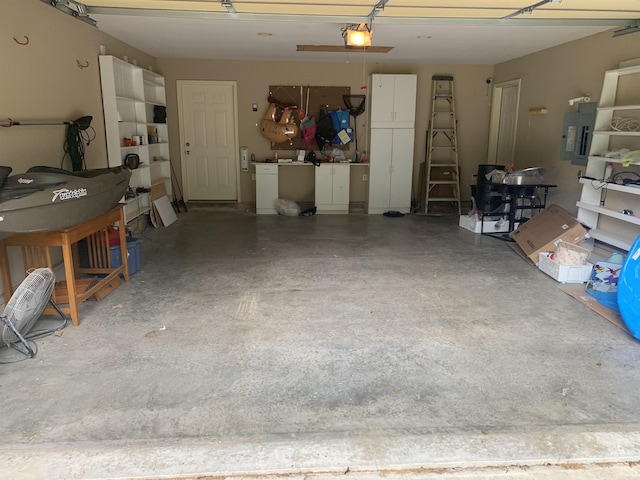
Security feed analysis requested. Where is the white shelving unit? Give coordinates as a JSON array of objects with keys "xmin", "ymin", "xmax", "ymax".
[
  {"xmin": 99, "ymin": 55, "xmax": 172, "ymax": 223},
  {"xmin": 577, "ymin": 64, "xmax": 640, "ymax": 251}
]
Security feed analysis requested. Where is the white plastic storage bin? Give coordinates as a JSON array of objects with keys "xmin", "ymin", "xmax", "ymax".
[
  {"xmin": 458, "ymin": 215, "xmax": 510, "ymax": 234},
  {"xmin": 538, "ymin": 252, "xmax": 593, "ymax": 283}
]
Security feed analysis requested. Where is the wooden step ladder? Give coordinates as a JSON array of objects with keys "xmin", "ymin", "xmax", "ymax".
[{"xmin": 425, "ymin": 75, "xmax": 461, "ymax": 215}]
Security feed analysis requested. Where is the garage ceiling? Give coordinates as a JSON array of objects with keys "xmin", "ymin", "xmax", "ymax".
[{"xmin": 77, "ymin": 0, "xmax": 640, "ymax": 63}]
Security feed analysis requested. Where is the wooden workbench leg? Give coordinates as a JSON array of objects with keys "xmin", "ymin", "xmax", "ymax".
[
  {"xmin": 0, "ymin": 239, "xmax": 13, "ymax": 302},
  {"xmin": 61, "ymin": 237, "xmax": 80, "ymax": 327},
  {"xmin": 118, "ymin": 207, "xmax": 129, "ymax": 282}
]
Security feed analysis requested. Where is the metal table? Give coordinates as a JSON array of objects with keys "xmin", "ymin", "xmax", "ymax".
[{"xmin": 482, "ymin": 183, "xmax": 557, "ymax": 236}]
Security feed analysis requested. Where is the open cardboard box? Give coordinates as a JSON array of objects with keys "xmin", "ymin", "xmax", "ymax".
[{"xmin": 508, "ymin": 204, "xmax": 588, "ymax": 265}]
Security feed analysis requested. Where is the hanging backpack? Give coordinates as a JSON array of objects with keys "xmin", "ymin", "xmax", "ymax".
[
  {"xmin": 330, "ymin": 109, "xmax": 353, "ymax": 144},
  {"xmin": 302, "ymin": 117, "xmax": 316, "ymax": 148},
  {"xmin": 315, "ymin": 107, "xmax": 336, "ymax": 150}
]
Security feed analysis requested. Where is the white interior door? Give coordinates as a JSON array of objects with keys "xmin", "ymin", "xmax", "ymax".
[
  {"xmin": 487, "ymin": 79, "xmax": 521, "ymax": 168},
  {"xmin": 178, "ymin": 81, "xmax": 239, "ymax": 201}
]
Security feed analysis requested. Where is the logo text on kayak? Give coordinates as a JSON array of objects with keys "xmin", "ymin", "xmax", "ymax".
[{"xmin": 52, "ymin": 188, "xmax": 88, "ymax": 202}]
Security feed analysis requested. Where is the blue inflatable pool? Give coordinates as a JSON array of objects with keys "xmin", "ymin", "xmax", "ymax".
[{"xmin": 618, "ymin": 235, "xmax": 640, "ymax": 340}]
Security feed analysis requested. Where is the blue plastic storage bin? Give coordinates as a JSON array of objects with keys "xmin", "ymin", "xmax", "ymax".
[
  {"xmin": 112, "ymin": 237, "xmax": 142, "ymax": 275},
  {"xmin": 79, "ymin": 237, "xmax": 142, "ymax": 275}
]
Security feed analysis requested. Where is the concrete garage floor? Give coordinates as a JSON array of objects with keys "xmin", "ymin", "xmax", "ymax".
[{"xmin": 2, "ymin": 210, "xmax": 640, "ymax": 479}]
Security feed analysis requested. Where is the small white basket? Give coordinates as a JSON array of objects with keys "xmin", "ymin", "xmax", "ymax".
[{"xmin": 538, "ymin": 253, "xmax": 593, "ymax": 283}]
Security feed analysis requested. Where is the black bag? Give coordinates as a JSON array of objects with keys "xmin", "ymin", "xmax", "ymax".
[
  {"xmin": 305, "ymin": 150, "xmax": 321, "ymax": 166},
  {"xmin": 315, "ymin": 107, "xmax": 336, "ymax": 150}
]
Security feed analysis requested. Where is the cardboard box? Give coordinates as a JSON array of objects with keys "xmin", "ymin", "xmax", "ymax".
[
  {"xmin": 538, "ymin": 253, "xmax": 593, "ymax": 283},
  {"xmin": 560, "ymin": 285, "xmax": 631, "ymax": 337},
  {"xmin": 430, "ymin": 165, "xmax": 457, "ymax": 181},
  {"xmin": 509, "ymin": 204, "xmax": 588, "ymax": 264}
]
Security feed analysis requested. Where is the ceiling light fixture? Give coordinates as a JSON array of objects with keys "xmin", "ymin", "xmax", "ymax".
[
  {"xmin": 343, "ymin": 23, "xmax": 372, "ymax": 47},
  {"xmin": 503, "ymin": 0, "xmax": 562, "ymax": 20},
  {"xmin": 340, "ymin": 0, "xmax": 388, "ymax": 49}
]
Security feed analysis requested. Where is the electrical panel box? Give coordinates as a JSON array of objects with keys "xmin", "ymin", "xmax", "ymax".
[{"xmin": 560, "ymin": 102, "xmax": 597, "ymax": 166}]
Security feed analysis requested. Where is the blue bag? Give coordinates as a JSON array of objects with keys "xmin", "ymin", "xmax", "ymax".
[{"xmin": 329, "ymin": 109, "xmax": 353, "ymax": 144}]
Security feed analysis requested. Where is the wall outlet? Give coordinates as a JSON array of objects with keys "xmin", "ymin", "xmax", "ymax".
[
  {"xmin": 362, "ymin": 174, "xmax": 368, "ymax": 181},
  {"xmin": 251, "ymin": 173, "xmax": 256, "ymax": 181}
]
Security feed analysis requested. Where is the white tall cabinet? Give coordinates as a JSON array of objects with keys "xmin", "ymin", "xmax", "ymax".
[
  {"xmin": 99, "ymin": 55, "xmax": 172, "ymax": 223},
  {"xmin": 367, "ymin": 74, "xmax": 417, "ymax": 214},
  {"xmin": 576, "ymin": 64, "xmax": 640, "ymax": 251},
  {"xmin": 315, "ymin": 164, "xmax": 350, "ymax": 213}
]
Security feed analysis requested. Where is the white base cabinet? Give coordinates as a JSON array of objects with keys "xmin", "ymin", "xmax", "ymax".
[
  {"xmin": 368, "ymin": 128, "xmax": 415, "ymax": 214},
  {"xmin": 315, "ymin": 164, "xmax": 350, "ymax": 213},
  {"xmin": 255, "ymin": 163, "xmax": 279, "ymax": 214}
]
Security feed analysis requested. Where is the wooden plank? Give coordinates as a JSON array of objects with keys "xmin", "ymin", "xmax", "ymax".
[
  {"xmin": 93, "ymin": 275, "xmax": 121, "ymax": 301},
  {"xmin": 53, "ymin": 278, "xmax": 98, "ymax": 304},
  {"xmin": 150, "ymin": 183, "xmax": 168, "ymax": 226},
  {"xmin": 150, "ymin": 182, "xmax": 167, "ymax": 202}
]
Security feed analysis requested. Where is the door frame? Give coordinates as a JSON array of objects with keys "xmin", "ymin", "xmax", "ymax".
[
  {"xmin": 487, "ymin": 78, "xmax": 521, "ymax": 166},
  {"xmin": 176, "ymin": 80, "xmax": 241, "ymax": 202}
]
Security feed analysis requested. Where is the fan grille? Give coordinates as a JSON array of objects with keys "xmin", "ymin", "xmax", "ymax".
[{"xmin": 1, "ymin": 268, "xmax": 55, "ymax": 346}]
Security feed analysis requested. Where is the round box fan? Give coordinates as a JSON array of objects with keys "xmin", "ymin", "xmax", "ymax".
[{"xmin": 1, "ymin": 268, "xmax": 67, "ymax": 358}]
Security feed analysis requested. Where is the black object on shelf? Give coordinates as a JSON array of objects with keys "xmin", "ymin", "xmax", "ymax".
[{"xmin": 153, "ymin": 105, "xmax": 167, "ymax": 124}]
